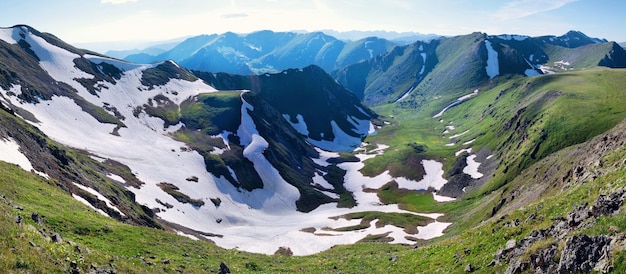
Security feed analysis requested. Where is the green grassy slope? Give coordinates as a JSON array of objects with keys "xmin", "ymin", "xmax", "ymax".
[{"xmin": 362, "ymin": 68, "xmax": 626, "ymax": 227}]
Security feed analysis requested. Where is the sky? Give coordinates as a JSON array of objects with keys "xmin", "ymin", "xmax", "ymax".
[{"xmin": 0, "ymin": 0, "xmax": 624, "ymax": 52}]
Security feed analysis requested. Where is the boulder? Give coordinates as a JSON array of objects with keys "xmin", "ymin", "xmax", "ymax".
[
  {"xmin": 557, "ymin": 234, "xmax": 612, "ymax": 273},
  {"xmin": 219, "ymin": 262, "xmax": 231, "ymax": 274}
]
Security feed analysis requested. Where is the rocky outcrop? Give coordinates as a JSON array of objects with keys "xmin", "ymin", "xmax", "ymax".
[{"xmin": 491, "ymin": 188, "xmax": 626, "ymax": 273}]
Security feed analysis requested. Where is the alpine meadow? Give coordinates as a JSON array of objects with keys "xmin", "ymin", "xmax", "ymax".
[{"xmin": 2, "ymin": 2, "xmax": 626, "ymax": 272}]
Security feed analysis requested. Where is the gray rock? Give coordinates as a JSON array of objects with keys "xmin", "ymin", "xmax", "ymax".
[
  {"xmin": 591, "ymin": 189, "xmax": 625, "ymax": 217},
  {"xmin": 557, "ymin": 234, "xmax": 611, "ymax": 273},
  {"xmin": 31, "ymin": 212, "xmax": 40, "ymax": 223},
  {"xmin": 504, "ymin": 239, "xmax": 516, "ymax": 251},
  {"xmin": 51, "ymin": 233, "xmax": 63, "ymax": 244},
  {"xmin": 567, "ymin": 202, "xmax": 590, "ymax": 227},
  {"xmin": 219, "ymin": 262, "xmax": 231, "ymax": 274}
]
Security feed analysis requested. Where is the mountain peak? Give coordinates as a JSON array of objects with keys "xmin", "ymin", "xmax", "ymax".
[{"xmin": 559, "ymin": 30, "xmax": 607, "ymax": 46}]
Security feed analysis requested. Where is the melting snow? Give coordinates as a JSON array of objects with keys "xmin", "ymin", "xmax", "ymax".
[
  {"xmin": 307, "ymin": 120, "xmax": 364, "ymax": 152},
  {"xmin": 282, "ymin": 113, "xmax": 310, "ymax": 135},
  {"xmin": 0, "ymin": 27, "xmax": 20, "ymax": 44},
  {"xmin": 0, "ymin": 137, "xmax": 35, "ymax": 172},
  {"xmin": 394, "ymin": 160, "xmax": 447, "ymax": 191},
  {"xmin": 433, "ymin": 90, "xmax": 479, "ymax": 118},
  {"xmin": 449, "ymin": 130, "xmax": 469, "ymax": 139},
  {"xmin": 484, "ymin": 40, "xmax": 499, "ymax": 79},
  {"xmin": 420, "ymin": 53, "xmax": 427, "ymax": 74},
  {"xmin": 433, "ymin": 192, "xmax": 456, "ymax": 202},
  {"xmin": 72, "ymin": 194, "xmax": 110, "ymax": 217},
  {"xmin": 463, "ymin": 154, "xmax": 483, "ymax": 179},
  {"xmin": 455, "ymin": 148, "xmax": 473, "ymax": 157},
  {"xmin": 463, "ymin": 139, "xmax": 476, "ymax": 145},
  {"xmin": 73, "ymin": 182, "xmax": 125, "ymax": 216},
  {"xmin": 495, "ymin": 34, "xmax": 529, "ymax": 41},
  {"xmin": 106, "ymin": 173, "xmax": 126, "ymax": 183}
]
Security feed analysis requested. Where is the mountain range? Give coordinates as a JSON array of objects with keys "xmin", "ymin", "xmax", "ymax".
[
  {"xmin": 2, "ymin": 24, "xmax": 626, "ymax": 273},
  {"xmin": 118, "ymin": 30, "xmax": 400, "ymax": 74}
]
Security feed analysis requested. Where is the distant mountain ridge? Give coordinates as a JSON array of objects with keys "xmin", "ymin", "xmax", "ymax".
[
  {"xmin": 122, "ymin": 30, "xmax": 398, "ymax": 74},
  {"xmin": 333, "ymin": 30, "xmax": 626, "ymax": 107}
]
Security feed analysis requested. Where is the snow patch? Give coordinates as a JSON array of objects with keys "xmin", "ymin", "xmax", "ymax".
[
  {"xmin": 484, "ymin": 40, "xmax": 499, "ymax": 79},
  {"xmin": 433, "ymin": 90, "xmax": 479, "ymax": 118},
  {"xmin": 455, "ymin": 147, "xmax": 473, "ymax": 157},
  {"xmin": 495, "ymin": 34, "xmax": 529, "ymax": 41},
  {"xmin": 73, "ymin": 182, "xmax": 125, "ymax": 216},
  {"xmin": 72, "ymin": 194, "xmax": 110, "ymax": 217},
  {"xmin": 398, "ymin": 160, "xmax": 447, "ymax": 190},
  {"xmin": 106, "ymin": 173, "xmax": 126, "ymax": 183},
  {"xmin": 463, "ymin": 154, "xmax": 483, "ymax": 179},
  {"xmin": 433, "ymin": 192, "xmax": 456, "ymax": 202},
  {"xmin": 449, "ymin": 130, "xmax": 469, "ymax": 139},
  {"xmin": 0, "ymin": 27, "xmax": 20, "ymax": 44},
  {"xmin": 307, "ymin": 120, "xmax": 364, "ymax": 152},
  {"xmin": 0, "ymin": 137, "xmax": 35, "ymax": 172},
  {"xmin": 282, "ymin": 113, "xmax": 310, "ymax": 135}
]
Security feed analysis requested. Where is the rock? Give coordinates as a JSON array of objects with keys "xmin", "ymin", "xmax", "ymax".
[
  {"xmin": 75, "ymin": 245, "xmax": 90, "ymax": 254},
  {"xmin": 524, "ymin": 213, "xmax": 535, "ymax": 223},
  {"xmin": 160, "ymin": 259, "xmax": 170, "ymax": 264},
  {"xmin": 464, "ymin": 264, "xmax": 474, "ymax": 272},
  {"xmin": 389, "ymin": 254, "xmax": 399, "ymax": 262},
  {"xmin": 504, "ymin": 239, "xmax": 516, "ymax": 251},
  {"xmin": 51, "ymin": 233, "xmax": 63, "ymax": 244},
  {"xmin": 504, "ymin": 259, "xmax": 529, "ymax": 274},
  {"xmin": 14, "ymin": 205, "xmax": 24, "ymax": 210},
  {"xmin": 274, "ymin": 246, "xmax": 293, "ymax": 256},
  {"xmin": 219, "ymin": 262, "xmax": 231, "ymax": 274},
  {"xmin": 29, "ymin": 241, "xmax": 36, "ymax": 247},
  {"xmin": 15, "ymin": 215, "xmax": 22, "ymax": 225},
  {"xmin": 567, "ymin": 202, "xmax": 590, "ymax": 227},
  {"xmin": 557, "ymin": 234, "xmax": 612, "ymax": 273},
  {"xmin": 87, "ymin": 266, "xmax": 117, "ymax": 274},
  {"xmin": 31, "ymin": 212, "xmax": 40, "ymax": 224},
  {"xmin": 591, "ymin": 189, "xmax": 625, "ymax": 217},
  {"xmin": 70, "ymin": 260, "xmax": 80, "ymax": 274}
]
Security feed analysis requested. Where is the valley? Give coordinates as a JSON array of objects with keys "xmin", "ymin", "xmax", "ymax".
[{"xmin": 1, "ymin": 24, "xmax": 626, "ymax": 273}]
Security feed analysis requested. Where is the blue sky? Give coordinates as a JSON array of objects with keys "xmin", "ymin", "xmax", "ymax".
[{"xmin": 0, "ymin": 0, "xmax": 624, "ymax": 50}]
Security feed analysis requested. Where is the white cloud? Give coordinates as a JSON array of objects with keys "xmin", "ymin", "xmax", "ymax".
[
  {"xmin": 101, "ymin": 0, "xmax": 138, "ymax": 4},
  {"xmin": 494, "ymin": 0, "xmax": 578, "ymax": 20}
]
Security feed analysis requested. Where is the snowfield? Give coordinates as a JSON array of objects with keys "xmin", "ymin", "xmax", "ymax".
[{"xmin": 0, "ymin": 27, "xmax": 454, "ymax": 256}]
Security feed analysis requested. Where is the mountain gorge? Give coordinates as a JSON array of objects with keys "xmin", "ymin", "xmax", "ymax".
[{"xmin": 3, "ymin": 24, "xmax": 626, "ymax": 273}]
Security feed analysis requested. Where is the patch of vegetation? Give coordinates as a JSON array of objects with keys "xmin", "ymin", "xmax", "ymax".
[
  {"xmin": 331, "ymin": 211, "xmax": 433, "ymax": 234},
  {"xmin": 157, "ymin": 182, "xmax": 205, "ymax": 208},
  {"xmin": 179, "ymin": 91, "xmax": 242, "ymax": 135},
  {"xmin": 141, "ymin": 61, "xmax": 197, "ymax": 89},
  {"xmin": 142, "ymin": 94, "xmax": 180, "ymax": 127}
]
